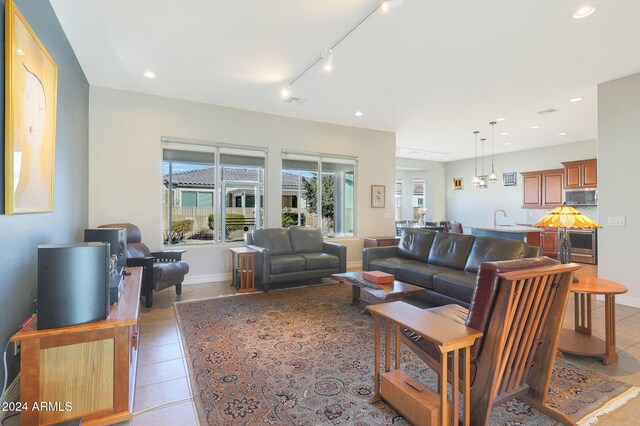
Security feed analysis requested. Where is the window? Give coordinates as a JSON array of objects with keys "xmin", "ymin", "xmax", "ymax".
[
  {"xmin": 163, "ymin": 141, "xmax": 266, "ymax": 244},
  {"xmin": 412, "ymin": 179, "xmax": 425, "ymax": 220},
  {"xmin": 395, "ymin": 179, "xmax": 403, "ymax": 220},
  {"xmin": 281, "ymin": 152, "xmax": 357, "ymax": 236}
]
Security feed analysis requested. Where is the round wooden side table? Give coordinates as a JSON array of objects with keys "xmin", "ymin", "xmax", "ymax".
[{"xmin": 558, "ymin": 275, "xmax": 628, "ymax": 365}]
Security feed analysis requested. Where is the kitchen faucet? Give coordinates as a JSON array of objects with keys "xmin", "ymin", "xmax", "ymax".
[{"xmin": 494, "ymin": 209, "xmax": 507, "ymax": 227}]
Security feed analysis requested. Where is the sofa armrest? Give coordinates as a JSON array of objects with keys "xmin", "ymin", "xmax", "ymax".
[
  {"xmin": 323, "ymin": 242, "xmax": 347, "ymax": 273},
  {"xmin": 362, "ymin": 246, "xmax": 399, "ymax": 271},
  {"xmin": 151, "ymin": 250, "xmax": 185, "ymax": 262},
  {"xmin": 246, "ymin": 245, "xmax": 271, "ymax": 289}
]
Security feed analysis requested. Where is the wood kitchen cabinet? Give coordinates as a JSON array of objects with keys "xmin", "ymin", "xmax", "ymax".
[
  {"xmin": 540, "ymin": 228, "xmax": 558, "ymax": 258},
  {"xmin": 521, "ymin": 169, "xmax": 564, "ymax": 209},
  {"xmin": 562, "ymin": 159, "xmax": 597, "ymax": 189}
]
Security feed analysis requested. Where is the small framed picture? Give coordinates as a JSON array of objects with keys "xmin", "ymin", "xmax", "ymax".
[
  {"xmin": 371, "ymin": 185, "xmax": 385, "ymax": 208},
  {"xmin": 453, "ymin": 177, "xmax": 464, "ymax": 190},
  {"xmin": 503, "ymin": 172, "xmax": 517, "ymax": 187}
]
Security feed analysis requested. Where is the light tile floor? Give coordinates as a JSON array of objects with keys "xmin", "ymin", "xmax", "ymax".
[{"xmin": 123, "ymin": 266, "xmax": 640, "ymax": 426}]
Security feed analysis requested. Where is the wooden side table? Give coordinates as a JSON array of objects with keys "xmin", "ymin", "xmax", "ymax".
[
  {"xmin": 367, "ymin": 301, "xmax": 482, "ymax": 426},
  {"xmin": 229, "ymin": 247, "xmax": 256, "ymax": 293},
  {"xmin": 558, "ymin": 275, "xmax": 628, "ymax": 365},
  {"xmin": 364, "ymin": 236, "xmax": 400, "ymax": 248}
]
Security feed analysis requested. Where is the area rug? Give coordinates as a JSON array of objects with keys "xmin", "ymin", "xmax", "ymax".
[{"xmin": 175, "ymin": 283, "xmax": 639, "ymax": 425}]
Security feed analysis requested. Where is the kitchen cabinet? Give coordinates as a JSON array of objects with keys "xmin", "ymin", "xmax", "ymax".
[
  {"xmin": 562, "ymin": 159, "xmax": 597, "ymax": 189},
  {"xmin": 541, "ymin": 228, "xmax": 558, "ymax": 258},
  {"xmin": 520, "ymin": 169, "xmax": 564, "ymax": 209}
]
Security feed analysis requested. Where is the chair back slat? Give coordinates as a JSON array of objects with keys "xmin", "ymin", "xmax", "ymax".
[{"xmin": 470, "ymin": 263, "xmax": 580, "ymax": 424}]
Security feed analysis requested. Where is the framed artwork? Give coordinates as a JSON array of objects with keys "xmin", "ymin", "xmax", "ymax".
[
  {"xmin": 453, "ymin": 177, "xmax": 464, "ymax": 190},
  {"xmin": 371, "ymin": 185, "xmax": 385, "ymax": 208},
  {"xmin": 503, "ymin": 172, "xmax": 517, "ymax": 187},
  {"xmin": 5, "ymin": 0, "xmax": 58, "ymax": 214}
]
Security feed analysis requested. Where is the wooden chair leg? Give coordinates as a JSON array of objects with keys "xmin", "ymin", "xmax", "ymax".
[
  {"xmin": 175, "ymin": 283, "xmax": 182, "ymax": 295},
  {"xmin": 145, "ymin": 285, "xmax": 153, "ymax": 308}
]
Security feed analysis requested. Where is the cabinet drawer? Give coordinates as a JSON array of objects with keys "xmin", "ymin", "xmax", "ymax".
[{"xmin": 380, "ymin": 370, "xmax": 443, "ymax": 426}]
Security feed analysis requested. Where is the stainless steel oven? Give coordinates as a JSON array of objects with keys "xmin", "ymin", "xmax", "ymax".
[{"xmin": 567, "ymin": 228, "xmax": 597, "ymax": 264}]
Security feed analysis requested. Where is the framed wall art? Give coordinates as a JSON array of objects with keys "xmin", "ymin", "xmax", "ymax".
[
  {"xmin": 453, "ymin": 177, "xmax": 463, "ymax": 190},
  {"xmin": 371, "ymin": 185, "xmax": 385, "ymax": 208},
  {"xmin": 5, "ymin": 0, "xmax": 58, "ymax": 214},
  {"xmin": 503, "ymin": 172, "xmax": 517, "ymax": 187}
]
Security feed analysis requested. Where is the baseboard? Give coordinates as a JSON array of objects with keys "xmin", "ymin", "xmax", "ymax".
[
  {"xmin": 597, "ymin": 294, "xmax": 640, "ymax": 309},
  {"xmin": 347, "ymin": 260, "xmax": 362, "ymax": 270},
  {"xmin": 0, "ymin": 374, "xmax": 20, "ymax": 421},
  {"xmin": 184, "ymin": 273, "xmax": 231, "ymax": 285}
]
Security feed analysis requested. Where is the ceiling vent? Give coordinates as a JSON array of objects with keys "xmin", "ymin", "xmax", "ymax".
[
  {"xmin": 284, "ymin": 96, "xmax": 306, "ymax": 105},
  {"xmin": 537, "ymin": 108, "xmax": 559, "ymax": 115}
]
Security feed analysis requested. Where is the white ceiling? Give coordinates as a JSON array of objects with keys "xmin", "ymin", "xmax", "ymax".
[{"xmin": 50, "ymin": 0, "xmax": 640, "ymax": 161}]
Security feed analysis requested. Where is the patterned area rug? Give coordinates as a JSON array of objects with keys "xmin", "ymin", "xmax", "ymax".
[{"xmin": 175, "ymin": 283, "xmax": 638, "ymax": 425}]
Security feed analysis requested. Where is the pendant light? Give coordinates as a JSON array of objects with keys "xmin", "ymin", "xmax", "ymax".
[
  {"xmin": 488, "ymin": 121, "xmax": 498, "ymax": 182},
  {"xmin": 472, "ymin": 131, "xmax": 480, "ymax": 186},
  {"xmin": 479, "ymin": 138, "xmax": 487, "ymax": 188}
]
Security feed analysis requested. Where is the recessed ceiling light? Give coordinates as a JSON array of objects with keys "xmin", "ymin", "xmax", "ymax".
[
  {"xmin": 559, "ymin": 132, "xmax": 568, "ymax": 136},
  {"xmin": 501, "ymin": 132, "xmax": 509, "ymax": 136},
  {"xmin": 505, "ymin": 142, "xmax": 512, "ymax": 146},
  {"xmin": 354, "ymin": 111, "xmax": 364, "ymax": 117},
  {"xmin": 496, "ymin": 117, "xmax": 506, "ymax": 122},
  {"xmin": 143, "ymin": 71, "xmax": 156, "ymax": 79},
  {"xmin": 443, "ymin": 157, "xmax": 449, "ymax": 161},
  {"xmin": 531, "ymin": 125, "xmax": 540, "ymax": 129},
  {"xmin": 16, "ymin": 48, "xmax": 24, "ymax": 56},
  {"xmin": 570, "ymin": 97, "xmax": 583, "ymax": 102},
  {"xmin": 573, "ymin": 6, "xmax": 596, "ymax": 19},
  {"xmin": 280, "ymin": 86, "xmax": 292, "ymax": 99}
]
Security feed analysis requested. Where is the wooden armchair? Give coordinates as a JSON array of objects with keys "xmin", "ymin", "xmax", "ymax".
[{"xmin": 402, "ymin": 257, "xmax": 581, "ymax": 425}]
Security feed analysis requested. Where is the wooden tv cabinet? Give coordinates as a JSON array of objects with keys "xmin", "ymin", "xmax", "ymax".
[{"xmin": 11, "ymin": 267, "xmax": 142, "ymax": 425}]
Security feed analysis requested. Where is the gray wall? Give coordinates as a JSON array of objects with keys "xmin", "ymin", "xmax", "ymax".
[
  {"xmin": 598, "ymin": 73, "xmax": 640, "ymax": 303},
  {"xmin": 0, "ymin": 0, "xmax": 89, "ymax": 390},
  {"xmin": 445, "ymin": 140, "xmax": 597, "ymax": 229}
]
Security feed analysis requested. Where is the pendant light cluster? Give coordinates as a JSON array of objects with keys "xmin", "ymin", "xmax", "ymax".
[
  {"xmin": 280, "ymin": 0, "xmax": 404, "ymax": 100},
  {"xmin": 472, "ymin": 121, "xmax": 499, "ymax": 189}
]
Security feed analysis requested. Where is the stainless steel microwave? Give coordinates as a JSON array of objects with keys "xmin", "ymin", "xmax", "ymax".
[{"xmin": 564, "ymin": 189, "xmax": 597, "ymax": 206}]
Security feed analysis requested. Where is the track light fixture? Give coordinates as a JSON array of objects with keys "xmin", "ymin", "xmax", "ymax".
[
  {"xmin": 280, "ymin": 0, "xmax": 403, "ymax": 100},
  {"xmin": 322, "ymin": 49, "xmax": 334, "ymax": 72},
  {"xmin": 488, "ymin": 121, "xmax": 498, "ymax": 182}
]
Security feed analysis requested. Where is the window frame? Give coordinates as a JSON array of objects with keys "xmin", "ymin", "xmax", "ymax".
[
  {"xmin": 162, "ymin": 138, "xmax": 268, "ymax": 245},
  {"xmin": 281, "ymin": 150, "xmax": 358, "ymax": 237}
]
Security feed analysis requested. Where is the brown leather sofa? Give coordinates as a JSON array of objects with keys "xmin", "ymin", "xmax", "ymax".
[{"xmin": 362, "ymin": 229, "xmax": 540, "ymax": 307}]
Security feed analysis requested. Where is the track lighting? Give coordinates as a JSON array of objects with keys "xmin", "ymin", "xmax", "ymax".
[
  {"xmin": 280, "ymin": 86, "xmax": 292, "ymax": 99},
  {"xmin": 280, "ymin": 0, "xmax": 403, "ymax": 100},
  {"xmin": 322, "ymin": 49, "xmax": 334, "ymax": 72},
  {"xmin": 382, "ymin": 0, "xmax": 404, "ymax": 13}
]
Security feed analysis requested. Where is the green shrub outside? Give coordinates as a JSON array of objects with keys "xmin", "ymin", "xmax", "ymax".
[
  {"xmin": 281, "ymin": 212, "xmax": 306, "ymax": 227},
  {"xmin": 208, "ymin": 213, "xmax": 248, "ymax": 231}
]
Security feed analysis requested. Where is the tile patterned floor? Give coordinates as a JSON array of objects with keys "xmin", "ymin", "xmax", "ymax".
[{"xmin": 123, "ymin": 265, "xmax": 640, "ymax": 425}]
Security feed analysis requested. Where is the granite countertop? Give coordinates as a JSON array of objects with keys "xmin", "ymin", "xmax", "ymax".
[{"xmin": 468, "ymin": 225, "xmax": 542, "ymax": 233}]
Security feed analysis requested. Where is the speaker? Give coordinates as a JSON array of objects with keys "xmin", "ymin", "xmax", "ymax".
[
  {"xmin": 37, "ymin": 243, "xmax": 110, "ymax": 330},
  {"xmin": 84, "ymin": 228, "xmax": 127, "ymax": 274}
]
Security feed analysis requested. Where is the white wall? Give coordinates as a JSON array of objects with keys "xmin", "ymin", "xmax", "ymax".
[
  {"xmin": 88, "ymin": 87, "xmax": 396, "ymax": 282},
  {"xmin": 445, "ymin": 140, "xmax": 597, "ymax": 228},
  {"xmin": 598, "ymin": 72, "xmax": 640, "ymax": 304},
  {"xmin": 396, "ymin": 158, "xmax": 447, "ymax": 221}
]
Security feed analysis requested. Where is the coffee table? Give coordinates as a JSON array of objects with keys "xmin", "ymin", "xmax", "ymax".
[
  {"xmin": 558, "ymin": 275, "xmax": 628, "ymax": 365},
  {"xmin": 331, "ymin": 272, "xmax": 426, "ymax": 306}
]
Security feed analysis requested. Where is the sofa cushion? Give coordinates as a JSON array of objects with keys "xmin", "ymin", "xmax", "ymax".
[
  {"xmin": 432, "ymin": 271, "xmax": 478, "ymax": 303},
  {"xmin": 398, "ymin": 229, "xmax": 437, "ymax": 262},
  {"xmin": 299, "ymin": 253, "xmax": 340, "ymax": 270},
  {"xmin": 368, "ymin": 257, "xmax": 407, "ymax": 275},
  {"xmin": 394, "ymin": 260, "xmax": 452, "ymax": 289},
  {"xmin": 289, "ymin": 227, "xmax": 324, "ymax": 254},
  {"xmin": 252, "ymin": 228, "xmax": 293, "ymax": 255},
  {"xmin": 464, "ymin": 237, "xmax": 528, "ymax": 273},
  {"xmin": 153, "ymin": 261, "xmax": 190, "ymax": 284},
  {"xmin": 270, "ymin": 255, "xmax": 306, "ymax": 274},
  {"xmin": 428, "ymin": 233, "xmax": 476, "ymax": 270}
]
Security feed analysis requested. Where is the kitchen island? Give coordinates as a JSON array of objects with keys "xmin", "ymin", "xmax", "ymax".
[{"xmin": 469, "ymin": 225, "xmax": 542, "ymax": 245}]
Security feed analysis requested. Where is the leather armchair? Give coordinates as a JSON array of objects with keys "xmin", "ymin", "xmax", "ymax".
[{"xmin": 99, "ymin": 223, "xmax": 189, "ymax": 308}]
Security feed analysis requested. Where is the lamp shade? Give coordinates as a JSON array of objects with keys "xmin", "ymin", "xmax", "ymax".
[{"xmin": 533, "ymin": 205, "xmax": 601, "ymax": 229}]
